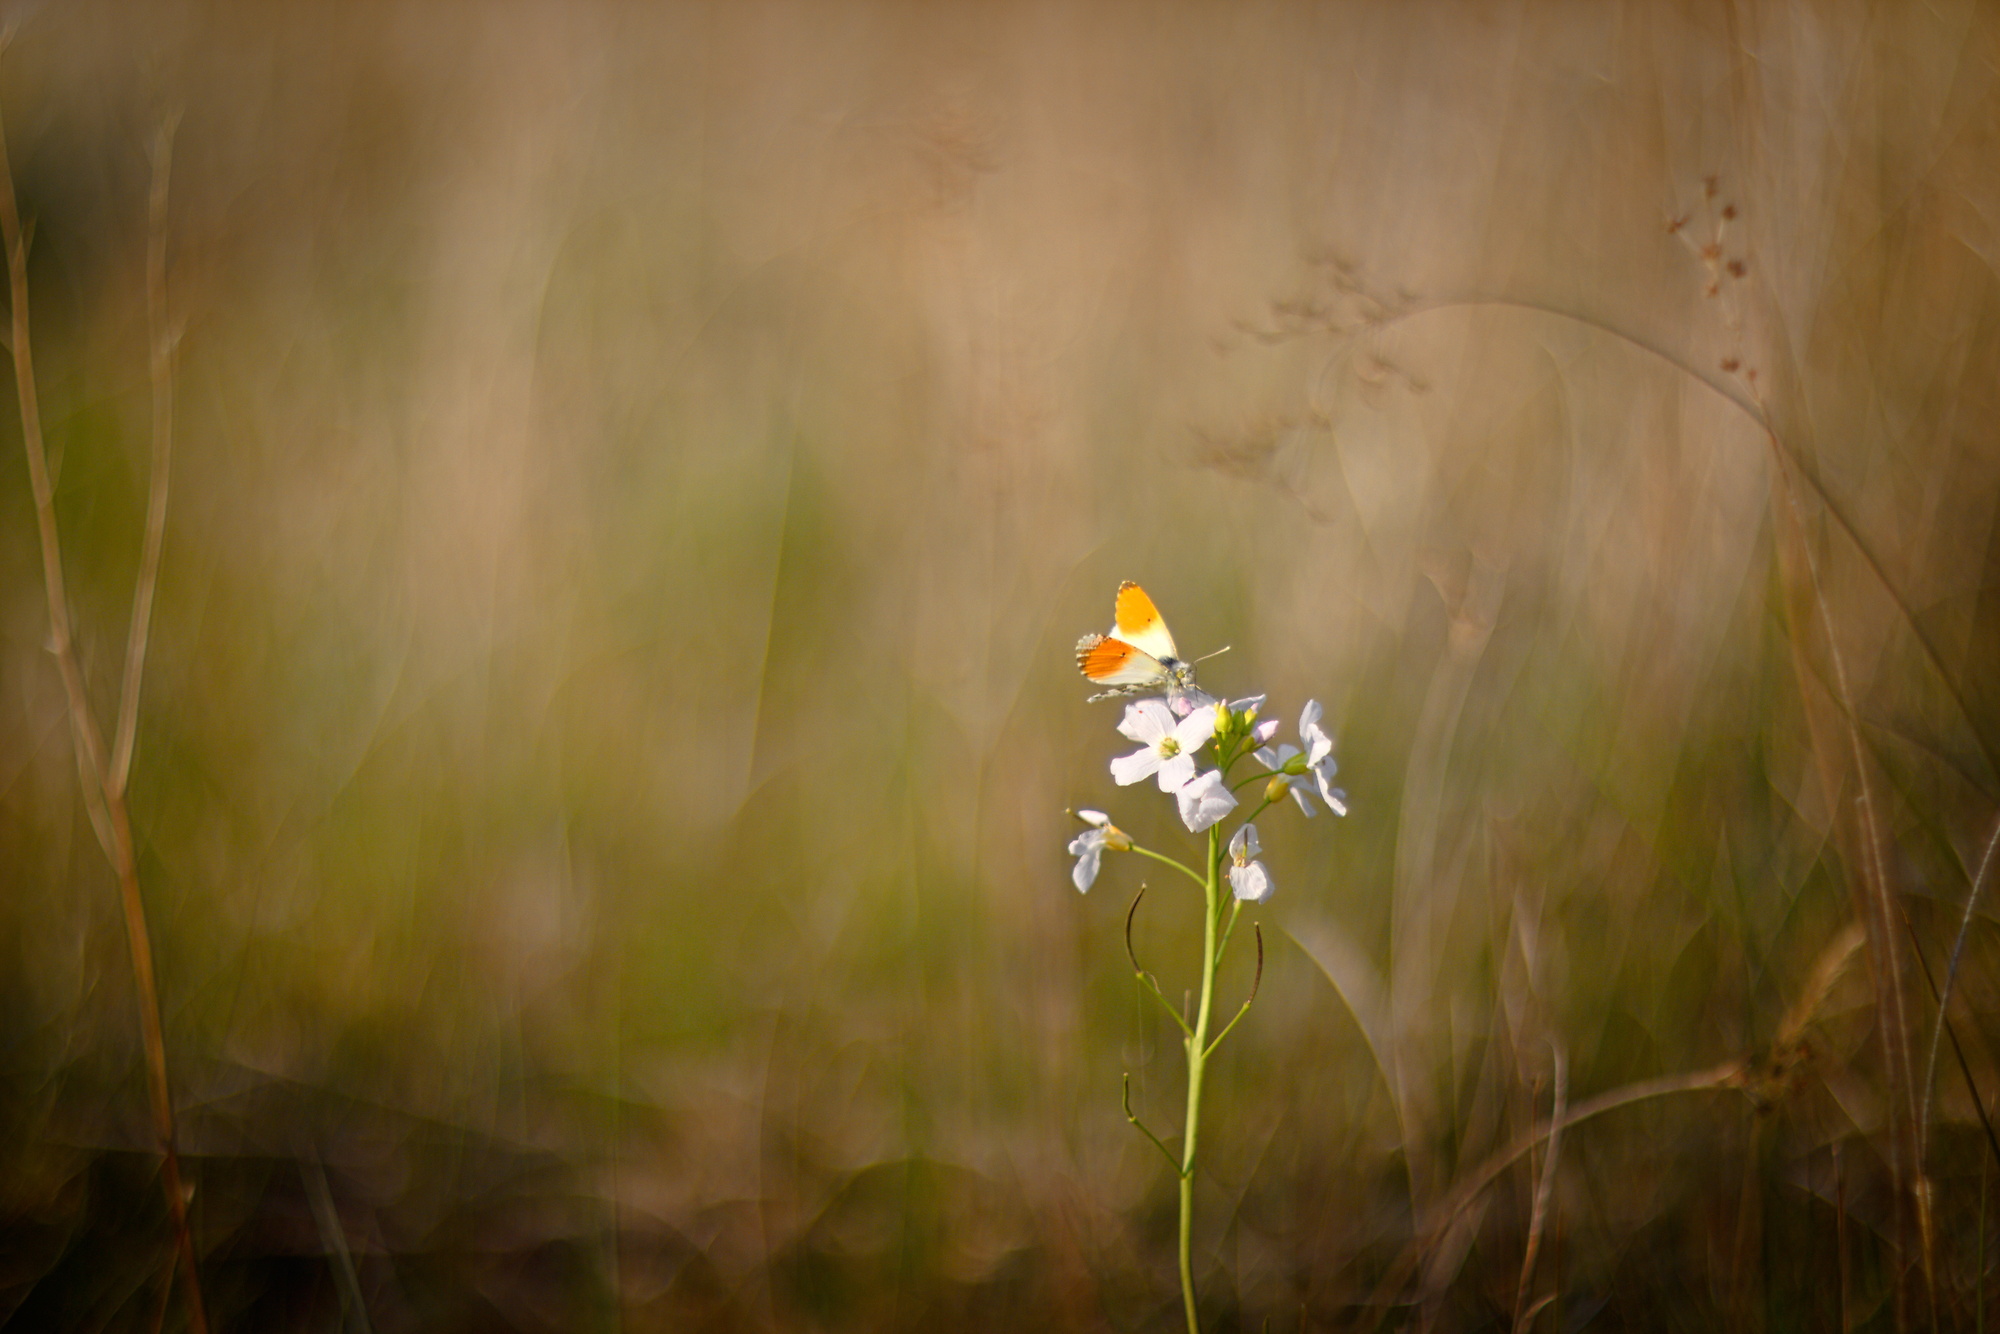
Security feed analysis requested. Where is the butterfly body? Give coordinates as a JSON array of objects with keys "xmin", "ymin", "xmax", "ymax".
[{"xmin": 1076, "ymin": 582, "xmax": 1210, "ymax": 705}]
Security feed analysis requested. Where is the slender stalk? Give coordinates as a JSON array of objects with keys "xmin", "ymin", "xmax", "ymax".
[
  {"xmin": 1215, "ymin": 898, "xmax": 1245, "ymax": 970},
  {"xmin": 1979, "ymin": 1150, "xmax": 1988, "ymax": 1334},
  {"xmin": 0, "ymin": 83, "xmax": 208, "ymax": 1333},
  {"xmin": 1203, "ymin": 923, "xmax": 1262, "ymax": 1059},
  {"xmin": 1511, "ymin": 1047, "xmax": 1567, "ymax": 1333},
  {"xmin": 0, "ymin": 69, "xmax": 112, "ymax": 861},
  {"xmin": 111, "ymin": 115, "xmax": 179, "ymax": 798},
  {"xmin": 1368, "ymin": 1060, "xmax": 1746, "ymax": 1319},
  {"xmin": 1177, "ymin": 825, "xmax": 1223, "ymax": 1334},
  {"xmin": 1922, "ymin": 812, "xmax": 2000, "ymax": 1166},
  {"xmin": 1127, "ymin": 886, "xmax": 1196, "ymax": 1038},
  {"xmin": 1124, "ymin": 1072, "xmax": 1186, "ymax": 1174},
  {"xmin": 1129, "ymin": 842, "xmax": 1210, "ymax": 891},
  {"xmin": 1338, "ymin": 290, "xmax": 1936, "ymax": 1317},
  {"xmin": 1764, "ymin": 415, "xmax": 1921, "ymax": 1318}
]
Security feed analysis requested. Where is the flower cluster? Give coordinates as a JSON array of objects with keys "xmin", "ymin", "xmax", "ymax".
[
  {"xmin": 1254, "ymin": 700, "xmax": 1347, "ymax": 818},
  {"xmin": 1069, "ymin": 693, "xmax": 1346, "ymax": 896},
  {"xmin": 1065, "ymin": 646, "xmax": 1350, "ymax": 1334}
]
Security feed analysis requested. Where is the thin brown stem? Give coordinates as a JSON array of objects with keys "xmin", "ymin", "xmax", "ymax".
[
  {"xmin": 1511, "ymin": 1046, "xmax": 1566, "ymax": 1334},
  {"xmin": 145, "ymin": 1251, "xmax": 174, "ymax": 1334},
  {"xmin": 0, "ymin": 82, "xmax": 113, "ymax": 861},
  {"xmin": 1923, "ymin": 812, "xmax": 2000, "ymax": 1166},
  {"xmin": 1837, "ymin": 1142, "xmax": 1851, "ymax": 1334},
  {"xmin": 1311, "ymin": 273, "xmax": 1945, "ymax": 1334},
  {"xmin": 111, "ymin": 113, "xmax": 179, "ymax": 798},
  {"xmin": 1763, "ymin": 414, "xmax": 1921, "ymax": 1324},
  {"xmin": 0, "ymin": 82, "xmax": 209, "ymax": 1334},
  {"xmin": 1368, "ymin": 1060, "xmax": 1745, "ymax": 1319}
]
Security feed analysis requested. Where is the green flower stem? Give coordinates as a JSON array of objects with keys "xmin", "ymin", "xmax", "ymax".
[
  {"xmin": 1177, "ymin": 824, "xmax": 1224, "ymax": 1334},
  {"xmin": 1215, "ymin": 898, "xmax": 1245, "ymax": 968},
  {"xmin": 1127, "ymin": 842, "xmax": 1208, "ymax": 891},
  {"xmin": 1124, "ymin": 1072, "xmax": 1185, "ymax": 1173}
]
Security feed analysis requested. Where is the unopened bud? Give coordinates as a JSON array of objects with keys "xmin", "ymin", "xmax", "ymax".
[{"xmin": 1265, "ymin": 775, "xmax": 1291, "ymax": 805}]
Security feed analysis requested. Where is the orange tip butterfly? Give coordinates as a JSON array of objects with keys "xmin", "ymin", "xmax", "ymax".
[{"xmin": 1075, "ymin": 582, "xmax": 1224, "ymax": 705}]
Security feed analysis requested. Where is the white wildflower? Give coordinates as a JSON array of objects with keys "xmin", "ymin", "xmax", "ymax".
[
  {"xmin": 1175, "ymin": 769, "xmax": 1238, "ymax": 832},
  {"xmin": 1226, "ymin": 824, "xmax": 1274, "ymax": 902},
  {"xmin": 1112, "ymin": 700, "xmax": 1218, "ymax": 792}
]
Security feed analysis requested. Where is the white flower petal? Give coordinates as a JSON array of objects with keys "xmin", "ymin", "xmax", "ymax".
[
  {"xmin": 1314, "ymin": 766, "xmax": 1349, "ymax": 816},
  {"xmin": 1251, "ymin": 718, "xmax": 1280, "ymax": 745},
  {"xmin": 1176, "ymin": 770, "xmax": 1238, "ymax": 832},
  {"xmin": 1287, "ymin": 782, "xmax": 1318, "ymax": 817},
  {"xmin": 1070, "ymin": 834, "xmax": 1105, "ymax": 892},
  {"xmin": 1228, "ymin": 859, "xmax": 1274, "ymax": 902},
  {"xmin": 1118, "ymin": 698, "xmax": 1175, "ymax": 745},
  {"xmin": 1253, "ymin": 743, "xmax": 1287, "ymax": 772},
  {"xmin": 1155, "ymin": 752, "xmax": 1197, "ymax": 792},
  {"xmin": 1077, "ymin": 810, "xmax": 1110, "ymax": 828},
  {"xmin": 1299, "ymin": 699, "xmax": 1333, "ymax": 764},
  {"xmin": 1173, "ymin": 705, "xmax": 1219, "ymax": 750},
  {"xmin": 1236, "ymin": 823, "xmax": 1262, "ymax": 861},
  {"xmin": 1111, "ymin": 747, "xmax": 1164, "ymax": 786}
]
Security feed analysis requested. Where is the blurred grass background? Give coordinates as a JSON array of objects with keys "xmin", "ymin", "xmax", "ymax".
[{"xmin": 2, "ymin": 2, "xmax": 1999, "ymax": 1329}]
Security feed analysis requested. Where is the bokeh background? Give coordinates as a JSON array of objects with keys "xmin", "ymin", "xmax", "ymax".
[{"xmin": 3, "ymin": 2, "xmax": 1999, "ymax": 1329}]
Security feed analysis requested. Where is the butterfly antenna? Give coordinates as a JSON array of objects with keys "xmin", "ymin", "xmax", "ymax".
[{"xmin": 1193, "ymin": 645, "xmax": 1233, "ymax": 664}]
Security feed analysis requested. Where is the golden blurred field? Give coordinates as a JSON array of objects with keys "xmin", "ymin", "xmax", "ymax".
[{"xmin": 3, "ymin": 2, "xmax": 1999, "ymax": 1329}]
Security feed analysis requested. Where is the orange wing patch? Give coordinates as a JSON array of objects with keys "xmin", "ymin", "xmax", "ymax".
[
  {"xmin": 1111, "ymin": 581, "xmax": 1179, "ymax": 663},
  {"xmin": 1113, "ymin": 581, "xmax": 1163, "ymax": 640},
  {"xmin": 1076, "ymin": 633, "xmax": 1162, "ymax": 686}
]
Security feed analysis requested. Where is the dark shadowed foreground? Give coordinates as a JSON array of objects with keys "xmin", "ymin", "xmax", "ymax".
[{"xmin": 3, "ymin": 3, "xmax": 1999, "ymax": 1330}]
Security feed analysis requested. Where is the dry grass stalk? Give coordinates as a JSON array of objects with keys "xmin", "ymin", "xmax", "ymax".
[
  {"xmin": 113, "ymin": 115, "xmax": 182, "ymax": 798},
  {"xmin": 1759, "ymin": 408, "xmax": 1923, "ymax": 1327},
  {"xmin": 1778, "ymin": 921, "xmax": 1867, "ymax": 1051},
  {"xmin": 1923, "ymin": 814, "xmax": 2000, "ymax": 1164},
  {"xmin": 1339, "ymin": 270, "xmax": 1940, "ymax": 1327},
  {"xmin": 1368, "ymin": 1059, "xmax": 1748, "ymax": 1319},
  {"xmin": 1511, "ymin": 1045, "xmax": 1567, "ymax": 1334},
  {"xmin": 0, "ymin": 53, "xmax": 208, "ymax": 1334}
]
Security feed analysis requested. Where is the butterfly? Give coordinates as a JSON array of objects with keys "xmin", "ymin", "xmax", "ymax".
[{"xmin": 1075, "ymin": 582, "xmax": 1220, "ymax": 706}]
